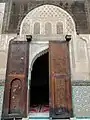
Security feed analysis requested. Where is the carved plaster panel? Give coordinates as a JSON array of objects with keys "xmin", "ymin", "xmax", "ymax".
[
  {"xmin": 0, "ymin": 3, "xmax": 5, "ymax": 34},
  {"xmin": 20, "ymin": 5, "xmax": 76, "ymax": 36},
  {"xmin": 29, "ymin": 42, "xmax": 49, "ymax": 71},
  {"xmin": 0, "ymin": 34, "xmax": 17, "ymax": 51},
  {"xmin": 76, "ymin": 38, "xmax": 88, "ymax": 62},
  {"xmin": 71, "ymin": 35, "xmax": 90, "ymax": 82}
]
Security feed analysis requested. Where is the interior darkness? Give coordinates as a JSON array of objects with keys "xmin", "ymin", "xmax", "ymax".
[{"xmin": 30, "ymin": 52, "xmax": 49, "ymax": 106}]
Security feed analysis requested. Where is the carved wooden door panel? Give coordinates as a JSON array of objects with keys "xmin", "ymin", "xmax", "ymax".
[
  {"xmin": 2, "ymin": 40, "xmax": 29, "ymax": 119},
  {"xmin": 10, "ymin": 79, "xmax": 22, "ymax": 114},
  {"xmin": 49, "ymin": 41, "xmax": 73, "ymax": 119}
]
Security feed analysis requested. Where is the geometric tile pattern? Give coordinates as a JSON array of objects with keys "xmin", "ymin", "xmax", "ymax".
[
  {"xmin": 0, "ymin": 86, "xmax": 4, "ymax": 119},
  {"xmin": 72, "ymin": 86, "xmax": 90, "ymax": 117},
  {"xmin": 73, "ymin": 118, "xmax": 90, "ymax": 120}
]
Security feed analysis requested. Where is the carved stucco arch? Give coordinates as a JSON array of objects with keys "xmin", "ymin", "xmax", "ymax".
[
  {"xmin": 30, "ymin": 47, "xmax": 48, "ymax": 71},
  {"xmin": 28, "ymin": 42, "xmax": 49, "ymax": 83},
  {"xmin": 20, "ymin": 4, "xmax": 76, "ymax": 36}
]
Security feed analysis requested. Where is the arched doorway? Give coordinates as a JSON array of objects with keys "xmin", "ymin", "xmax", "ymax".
[
  {"xmin": 2, "ymin": 4, "xmax": 76, "ymax": 119},
  {"xmin": 29, "ymin": 52, "xmax": 49, "ymax": 113},
  {"xmin": 2, "ymin": 40, "xmax": 73, "ymax": 119}
]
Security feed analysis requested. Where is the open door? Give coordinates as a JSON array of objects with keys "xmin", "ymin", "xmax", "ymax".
[
  {"xmin": 2, "ymin": 40, "xmax": 29, "ymax": 119},
  {"xmin": 49, "ymin": 41, "xmax": 73, "ymax": 119},
  {"xmin": 28, "ymin": 51, "xmax": 49, "ymax": 119}
]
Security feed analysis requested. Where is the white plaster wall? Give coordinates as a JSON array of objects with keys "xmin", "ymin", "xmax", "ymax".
[
  {"xmin": 72, "ymin": 34, "xmax": 90, "ymax": 81},
  {"xmin": 71, "ymin": 35, "xmax": 90, "ymax": 81},
  {"xmin": 0, "ymin": 33, "xmax": 16, "ymax": 81}
]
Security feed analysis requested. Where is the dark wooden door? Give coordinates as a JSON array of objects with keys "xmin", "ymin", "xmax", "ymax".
[
  {"xmin": 2, "ymin": 40, "xmax": 29, "ymax": 119},
  {"xmin": 49, "ymin": 41, "xmax": 73, "ymax": 119}
]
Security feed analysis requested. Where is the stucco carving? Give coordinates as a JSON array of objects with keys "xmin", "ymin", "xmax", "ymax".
[
  {"xmin": 76, "ymin": 38, "xmax": 88, "ymax": 62},
  {"xmin": 29, "ymin": 42, "xmax": 49, "ymax": 71},
  {"xmin": 0, "ymin": 3, "xmax": 5, "ymax": 34},
  {"xmin": 72, "ymin": 35, "xmax": 90, "ymax": 81},
  {"xmin": 20, "ymin": 5, "xmax": 76, "ymax": 36}
]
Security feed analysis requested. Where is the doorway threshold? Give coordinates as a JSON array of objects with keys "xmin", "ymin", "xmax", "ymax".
[
  {"xmin": 29, "ymin": 112, "xmax": 49, "ymax": 117},
  {"xmin": 28, "ymin": 112, "xmax": 49, "ymax": 120}
]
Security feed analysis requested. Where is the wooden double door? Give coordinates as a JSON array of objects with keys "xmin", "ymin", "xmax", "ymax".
[{"xmin": 2, "ymin": 40, "xmax": 73, "ymax": 119}]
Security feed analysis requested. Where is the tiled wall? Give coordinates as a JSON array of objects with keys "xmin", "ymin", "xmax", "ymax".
[
  {"xmin": 72, "ymin": 86, "xmax": 90, "ymax": 117},
  {"xmin": 0, "ymin": 86, "xmax": 4, "ymax": 119}
]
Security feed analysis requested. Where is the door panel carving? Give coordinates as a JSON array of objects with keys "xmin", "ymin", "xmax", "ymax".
[
  {"xmin": 54, "ymin": 77, "xmax": 66, "ymax": 108},
  {"xmin": 49, "ymin": 41, "xmax": 73, "ymax": 119},
  {"xmin": 2, "ymin": 40, "xmax": 29, "ymax": 119},
  {"xmin": 9, "ymin": 79, "xmax": 22, "ymax": 114}
]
